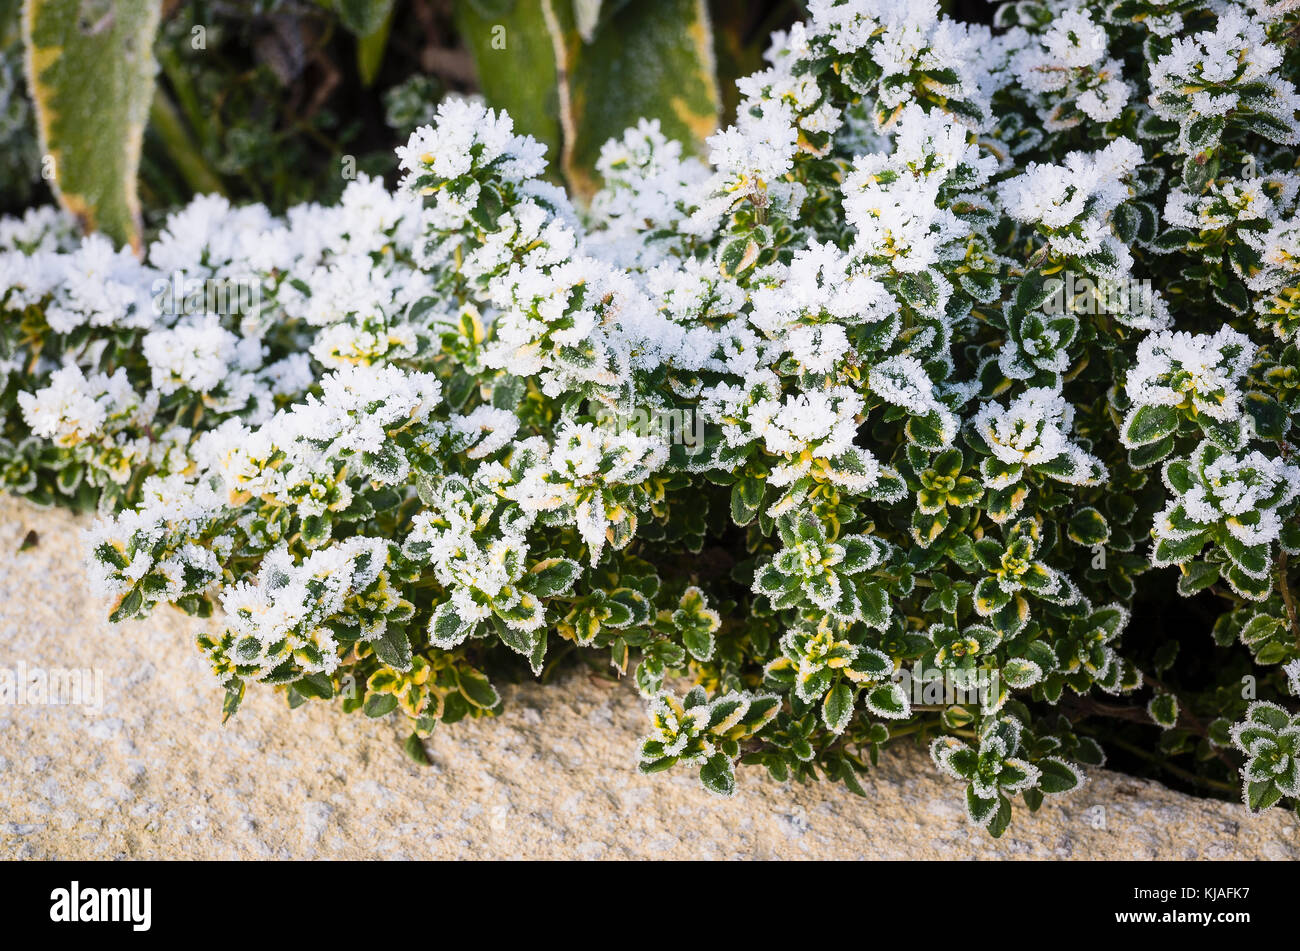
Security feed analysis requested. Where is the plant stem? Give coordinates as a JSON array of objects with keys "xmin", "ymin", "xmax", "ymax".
[
  {"xmin": 1065, "ymin": 682, "xmax": 1239, "ymax": 773},
  {"xmin": 1276, "ymin": 551, "xmax": 1300, "ymax": 649},
  {"xmin": 150, "ymin": 90, "xmax": 226, "ymax": 197},
  {"xmin": 1099, "ymin": 734, "xmax": 1238, "ymax": 796}
]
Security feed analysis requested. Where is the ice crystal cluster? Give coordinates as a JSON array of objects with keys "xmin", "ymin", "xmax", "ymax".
[{"xmin": 4, "ymin": 0, "xmax": 1300, "ymax": 833}]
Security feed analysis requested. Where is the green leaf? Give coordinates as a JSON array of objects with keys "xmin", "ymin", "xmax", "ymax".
[
  {"xmin": 1147, "ymin": 692, "xmax": 1179, "ymax": 729},
  {"xmin": 1152, "ymin": 640, "xmax": 1179, "ymax": 674},
  {"xmin": 457, "ymin": 668, "xmax": 501, "ymax": 709},
  {"xmin": 967, "ymin": 785, "xmax": 998, "ymax": 826},
  {"xmin": 25, "ymin": 0, "xmax": 162, "ymax": 252},
  {"xmin": 1111, "ymin": 202, "xmax": 1139, "ymax": 244},
  {"xmin": 1240, "ymin": 613, "xmax": 1284, "ymax": 645},
  {"xmin": 905, "ymin": 412, "xmax": 948, "ymax": 450},
  {"xmin": 469, "ymin": 182, "xmax": 506, "ymax": 231},
  {"xmin": 1152, "ymin": 227, "xmax": 1196, "ymax": 252},
  {"xmin": 739, "ymin": 695, "xmax": 780, "ymax": 734},
  {"xmin": 403, "ymin": 731, "xmax": 432, "ymax": 766},
  {"xmin": 1123, "ymin": 404, "xmax": 1178, "ymax": 447},
  {"xmin": 372, "ymin": 625, "xmax": 413, "ymax": 671},
  {"xmin": 1185, "ymin": 114, "xmax": 1225, "ymax": 152},
  {"xmin": 108, "ymin": 586, "xmax": 144, "ymax": 623},
  {"xmin": 681, "ymin": 625, "xmax": 714, "ymax": 662},
  {"xmin": 1128, "ymin": 435, "xmax": 1176, "ymax": 469},
  {"xmin": 1177, "ymin": 561, "xmax": 1220, "ymax": 596},
  {"xmin": 528, "ymin": 556, "xmax": 581, "ymax": 597},
  {"xmin": 1226, "ymin": 564, "xmax": 1273, "ymax": 601},
  {"xmin": 1001, "ymin": 658, "xmax": 1042, "ymax": 689},
  {"xmin": 430, "ymin": 600, "xmax": 471, "ymax": 648},
  {"xmin": 221, "ymin": 679, "xmax": 245, "ymax": 724},
  {"xmin": 1067, "ymin": 507, "xmax": 1110, "ymax": 546},
  {"xmin": 1014, "ymin": 271, "xmax": 1056, "ymax": 313},
  {"xmin": 611, "ymin": 588, "xmax": 652, "ymax": 624},
  {"xmin": 1245, "ymin": 779, "xmax": 1283, "ymax": 813},
  {"xmin": 986, "ymin": 795, "xmax": 1012, "ymax": 838},
  {"xmin": 301, "ymin": 514, "xmax": 332, "ymax": 548},
  {"xmin": 699, "ymin": 751, "xmax": 736, "ymax": 797},
  {"xmin": 1244, "ymin": 391, "xmax": 1287, "ymax": 441},
  {"xmin": 293, "ymin": 673, "xmax": 334, "ymax": 700},
  {"xmin": 719, "ymin": 236, "xmax": 759, "ymax": 278},
  {"xmin": 1213, "ymin": 281, "xmax": 1249, "ymax": 315},
  {"xmin": 1036, "ymin": 757, "xmax": 1082, "ymax": 794},
  {"xmin": 1222, "ymin": 534, "xmax": 1269, "ymax": 578},
  {"xmin": 822, "ymin": 682, "xmax": 854, "ymax": 734},
  {"xmin": 1163, "ymin": 459, "xmax": 1193, "ymax": 493},
  {"xmin": 730, "ymin": 476, "xmax": 764, "ymax": 526},
  {"xmin": 638, "ymin": 754, "xmax": 677, "ymax": 775},
  {"xmin": 364, "ymin": 693, "xmax": 399, "ymax": 718},
  {"xmin": 354, "ymin": 1, "xmax": 396, "ymax": 86},
  {"xmin": 941, "ymin": 706, "xmax": 975, "ymax": 730},
  {"xmin": 864, "ymin": 682, "xmax": 909, "ymax": 719},
  {"xmin": 1255, "ymin": 641, "xmax": 1291, "ymax": 665},
  {"xmin": 1154, "ymin": 532, "xmax": 1208, "ymax": 565}
]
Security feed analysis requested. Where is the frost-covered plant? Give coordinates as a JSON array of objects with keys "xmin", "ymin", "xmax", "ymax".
[
  {"xmin": 4, "ymin": 0, "xmax": 1300, "ymax": 835},
  {"xmin": 1230, "ymin": 701, "xmax": 1300, "ymax": 809}
]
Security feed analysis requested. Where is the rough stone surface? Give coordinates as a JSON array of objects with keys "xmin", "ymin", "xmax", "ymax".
[{"xmin": 0, "ymin": 495, "xmax": 1294, "ymax": 860}]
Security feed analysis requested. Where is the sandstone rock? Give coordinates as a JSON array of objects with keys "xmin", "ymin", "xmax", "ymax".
[{"xmin": 0, "ymin": 496, "xmax": 1293, "ymax": 859}]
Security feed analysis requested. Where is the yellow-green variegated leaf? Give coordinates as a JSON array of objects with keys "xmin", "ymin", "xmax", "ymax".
[
  {"xmin": 554, "ymin": 0, "xmax": 720, "ymax": 199},
  {"xmin": 454, "ymin": 0, "xmax": 564, "ymax": 181},
  {"xmin": 455, "ymin": 0, "xmax": 720, "ymax": 200},
  {"xmin": 24, "ymin": 0, "xmax": 162, "ymax": 253}
]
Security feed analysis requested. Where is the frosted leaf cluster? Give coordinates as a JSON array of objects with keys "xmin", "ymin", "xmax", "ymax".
[
  {"xmin": 1007, "ymin": 7, "xmax": 1132, "ymax": 129},
  {"xmin": 1148, "ymin": 8, "xmax": 1300, "ymax": 157},
  {"xmin": 1126, "ymin": 328, "xmax": 1256, "ymax": 423}
]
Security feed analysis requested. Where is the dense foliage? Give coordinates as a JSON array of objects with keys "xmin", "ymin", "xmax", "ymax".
[{"xmin": 4, "ymin": 0, "xmax": 1300, "ymax": 836}]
